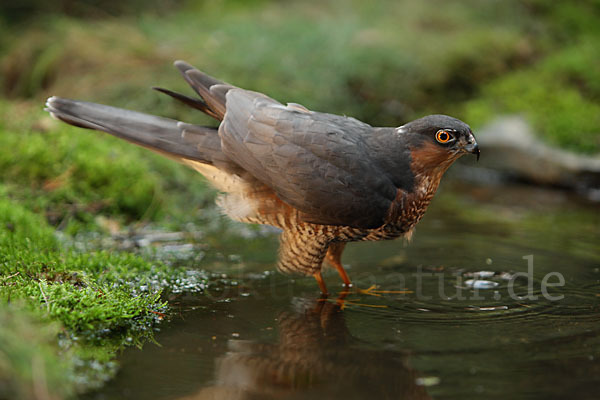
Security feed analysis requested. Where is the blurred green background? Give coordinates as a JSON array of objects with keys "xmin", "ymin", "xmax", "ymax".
[
  {"xmin": 0, "ymin": 1, "xmax": 599, "ymax": 398},
  {"xmin": 2, "ymin": 0, "xmax": 600, "ymax": 149},
  {"xmin": 1, "ymin": 0, "xmax": 599, "ymax": 227}
]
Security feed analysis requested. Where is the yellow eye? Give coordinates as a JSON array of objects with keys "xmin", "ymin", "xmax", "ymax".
[{"xmin": 436, "ymin": 130, "xmax": 453, "ymax": 144}]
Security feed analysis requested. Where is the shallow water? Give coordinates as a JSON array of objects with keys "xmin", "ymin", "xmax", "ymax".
[{"xmin": 87, "ymin": 180, "xmax": 600, "ymax": 400}]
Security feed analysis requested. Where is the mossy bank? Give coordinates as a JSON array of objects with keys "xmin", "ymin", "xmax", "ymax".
[{"xmin": 0, "ymin": 196, "xmax": 217, "ymax": 398}]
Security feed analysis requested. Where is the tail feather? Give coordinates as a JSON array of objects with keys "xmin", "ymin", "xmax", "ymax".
[
  {"xmin": 174, "ymin": 60, "xmax": 224, "ymax": 89},
  {"xmin": 45, "ymin": 96, "xmax": 221, "ymax": 163},
  {"xmin": 45, "ymin": 62, "xmax": 238, "ymax": 167},
  {"xmin": 174, "ymin": 60, "xmax": 234, "ymax": 120},
  {"xmin": 152, "ymin": 86, "xmax": 220, "ymax": 120}
]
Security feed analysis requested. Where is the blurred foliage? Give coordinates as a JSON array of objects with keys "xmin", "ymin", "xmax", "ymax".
[
  {"xmin": 0, "ymin": 0, "xmax": 598, "ymax": 153},
  {"xmin": 0, "ymin": 306, "xmax": 73, "ymax": 400},
  {"xmin": 462, "ymin": 37, "xmax": 600, "ymax": 153},
  {"xmin": 0, "ymin": 0, "xmax": 179, "ymax": 24}
]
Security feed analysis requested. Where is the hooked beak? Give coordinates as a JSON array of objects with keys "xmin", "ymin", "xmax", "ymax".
[
  {"xmin": 461, "ymin": 133, "xmax": 480, "ymax": 161},
  {"xmin": 466, "ymin": 142, "xmax": 480, "ymax": 161}
]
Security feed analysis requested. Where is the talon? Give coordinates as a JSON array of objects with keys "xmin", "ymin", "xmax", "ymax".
[
  {"xmin": 354, "ymin": 285, "xmax": 413, "ymax": 297},
  {"xmin": 357, "ymin": 284, "xmax": 382, "ymax": 297}
]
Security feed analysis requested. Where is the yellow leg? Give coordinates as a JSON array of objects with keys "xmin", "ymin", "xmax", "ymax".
[
  {"xmin": 326, "ymin": 242, "xmax": 352, "ymax": 287},
  {"xmin": 314, "ymin": 271, "xmax": 328, "ymax": 295},
  {"xmin": 324, "ymin": 242, "xmax": 410, "ymax": 298}
]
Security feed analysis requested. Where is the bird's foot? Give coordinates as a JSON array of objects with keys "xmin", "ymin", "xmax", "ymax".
[
  {"xmin": 356, "ymin": 285, "xmax": 413, "ymax": 297},
  {"xmin": 330, "ymin": 285, "xmax": 413, "ymax": 310},
  {"xmin": 357, "ymin": 285, "xmax": 382, "ymax": 297}
]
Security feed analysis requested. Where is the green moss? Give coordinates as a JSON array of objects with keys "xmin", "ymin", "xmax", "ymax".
[{"xmin": 0, "ymin": 197, "xmax": 212, "ymax": 396}]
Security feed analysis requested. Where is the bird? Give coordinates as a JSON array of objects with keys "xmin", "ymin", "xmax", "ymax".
[{"xmin": 45, "ymin": 60, "xmax": 479, "ymax": 295}]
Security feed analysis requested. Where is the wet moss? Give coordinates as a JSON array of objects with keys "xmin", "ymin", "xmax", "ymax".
[{"xmin": 0, "ymin": 198, "xmax": 212, "ymax": 396}]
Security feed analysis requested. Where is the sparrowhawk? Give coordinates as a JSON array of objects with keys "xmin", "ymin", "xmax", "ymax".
[{"xmin": 45, "ymin": 61, "xmax": 479, "ymax": 294}]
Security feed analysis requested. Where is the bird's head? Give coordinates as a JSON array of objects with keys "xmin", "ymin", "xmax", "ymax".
[{"xmin": 400, "ymin": 114, "xmax": 479, "ymax": 174}]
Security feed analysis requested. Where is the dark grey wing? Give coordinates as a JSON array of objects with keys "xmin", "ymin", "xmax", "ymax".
[{"xmin": 219, "ymin": 89, "xmax": 404, "ymax": 229}]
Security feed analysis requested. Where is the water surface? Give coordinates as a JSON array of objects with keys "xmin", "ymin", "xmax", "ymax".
[{"xmin": 87, "ymin": 180, "xmax": 600, "ymax": 400}]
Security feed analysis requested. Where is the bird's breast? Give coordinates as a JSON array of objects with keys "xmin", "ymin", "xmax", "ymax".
[{"xmin": 358, "ymin": 173, "xmax": 442, "ymax": 241}]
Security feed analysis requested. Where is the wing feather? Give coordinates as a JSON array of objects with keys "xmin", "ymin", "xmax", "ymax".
[{"xmin": 219, "ymin": 90, "xmax": 412, "ymax": 228}]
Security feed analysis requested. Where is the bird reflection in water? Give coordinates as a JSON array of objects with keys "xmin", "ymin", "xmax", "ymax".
[{"xmin": 179, "ymin": 296, "xmax": 432, "ymax": 400}]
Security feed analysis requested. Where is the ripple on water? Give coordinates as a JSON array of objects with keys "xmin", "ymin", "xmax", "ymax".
[{"xmin": 334, "ymin": 267, "xmax": 599, "ymax": 329}]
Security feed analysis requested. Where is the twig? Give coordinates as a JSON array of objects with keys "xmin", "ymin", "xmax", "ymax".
[
  {"xmin": 149, "ymin": 310, "xmax": 166, "ymax": 319},
  {"xmin": 1, "ymin": 272, "xmax": 20, "ymax": 281},
  {"xmin": 38, "ymin": 281, "xmax": 50, "ymax": 312}
]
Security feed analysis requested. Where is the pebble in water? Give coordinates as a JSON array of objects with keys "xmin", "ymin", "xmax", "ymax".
[{"xmin": 464, "ymin": 279, "xmax": 499, "ymax": 289}]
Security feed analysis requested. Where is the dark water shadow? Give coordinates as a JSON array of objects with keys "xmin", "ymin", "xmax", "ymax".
[{"xmin": 175, "ymin": 296, "xmax": 431, "ymax": 400}]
